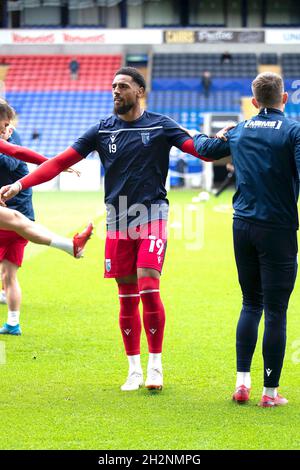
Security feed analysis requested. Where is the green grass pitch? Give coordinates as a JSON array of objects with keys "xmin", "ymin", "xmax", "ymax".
[{"xmin": 0, "ymin": 189, "xmax": 300, "ymax": 450}]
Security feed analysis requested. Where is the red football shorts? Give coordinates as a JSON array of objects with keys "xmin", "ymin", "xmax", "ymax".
[
  {"xmin": 0, "ymin": 230, "xmax": 28, "ymax": 267},
  {"xmin": 104, "ymin": 219, "xmax": 167, "ymax": 278}
]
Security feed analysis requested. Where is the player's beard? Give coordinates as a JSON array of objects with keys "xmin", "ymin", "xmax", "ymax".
[{"xmin": 114, "ymin": 100, "xmax": 135, "ymax": 115}]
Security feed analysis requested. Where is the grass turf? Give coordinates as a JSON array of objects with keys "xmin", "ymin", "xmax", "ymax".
[{"xmin": 0, "ymin": 189, "xmax": 299, "ymax": 450}]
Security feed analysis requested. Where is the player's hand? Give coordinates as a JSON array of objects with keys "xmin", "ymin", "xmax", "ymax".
[
  {"xmin": 180, "ymin": 126, "xmax": 194, "ymax": 137},
  {"xmin": 0, "ymin": 182, "xmax": 21, "ymax": 205},
  {"xmin": 216, "ymin": 123, "xmax": 236, "ymax": 141},
  {"xmin": 63, "ymin": 167, "xmax": 81, "ymax": 177},
  {"xmin": 226, "ymin": 162, "xmax": 234, "ymax": 173}
]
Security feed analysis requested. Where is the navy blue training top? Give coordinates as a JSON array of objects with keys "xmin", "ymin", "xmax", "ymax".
[
  {"xmin": 193, "ymin": 108, "xmax": 300, "ymax": 230},
  {"xmin": 72, "ymin": 111, "xmax": 189, "ymax": 228},
  {"xmin": 0, "ymin": 130, "xmax": 34, "ymax": 221}
]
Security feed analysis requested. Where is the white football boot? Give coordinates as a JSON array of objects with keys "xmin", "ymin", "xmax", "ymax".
[
  {"xmin": 121, "ymin": 371, "xmax": 144, "ymax": 391},
  {"xmin": 145, "ymin": 368, "xmax": 163, "ymax": 390}
]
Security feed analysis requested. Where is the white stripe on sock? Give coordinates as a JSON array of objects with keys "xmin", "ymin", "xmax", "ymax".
[
  {"xmin": 139, "ymin": 289, "xmax": 160, "ymax": 294},
  {"xmin": 118, "ymin": 294, "xmax": 140, "ymax": 298}
]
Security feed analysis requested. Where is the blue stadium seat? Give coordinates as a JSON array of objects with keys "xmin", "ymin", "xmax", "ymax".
[{"xmin": 7, "ymin": 91, "xmax": 112, "ymax": 156}]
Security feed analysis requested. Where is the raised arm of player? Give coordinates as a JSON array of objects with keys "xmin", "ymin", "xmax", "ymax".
[
  {"xmin": 19, "ymin": 147, "xmax": 83, "ymax": 190},
  {"xmin": 193, "ymin": 133, "xmax": 231, "ymax": 159},
  {"xmin": 162, "ymin": 116, "xmax": 225, "ymax": 162},
  {"xmin": 0, "ymin": 147, "xmax": 83, "ymax": 204},
  {"xmin": 0, "ymin": 123, "xmax": 97, "ymax": 204},
  {"xmin": 179, "ymin": 138, "xmax": 214, "ymax": 162},
  {"xmin": 0, "ymin": 138, "xmax": 48, "ymax": 165},
  {"xmin": 15, "ymin": 120, "xmax": 99, "ymax": 191}
]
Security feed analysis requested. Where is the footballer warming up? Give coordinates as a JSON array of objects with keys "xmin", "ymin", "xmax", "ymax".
[{"xmin": 0, "ymin": 67, "xmax": 208, "ymax": 391}]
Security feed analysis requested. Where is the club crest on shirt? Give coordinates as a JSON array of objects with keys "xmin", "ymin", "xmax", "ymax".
[
  {"xmin": 105, "ymin": 259, "xmax": 111, "ymax": 272},
  {"xmin": 141, "ymin": 132, "xmax": 150, "ymax": 145}
]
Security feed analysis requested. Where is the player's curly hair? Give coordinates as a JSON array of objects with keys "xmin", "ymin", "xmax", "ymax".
[
  {"xmin": 114, "ymin": 67, "xmax": 146, "ymax": 90},
  {"xmin": 0, "ymin": 98, "xmax": 15, "ymax": 121}
]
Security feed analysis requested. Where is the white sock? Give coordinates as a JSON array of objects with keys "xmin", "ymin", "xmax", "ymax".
[
  {"xmin": 236, "ymin": 371, "xmax": 251, "ymax": 389},
  {"xmin": 7, "ymin": 310, "xmax": 20, "ymax": 326},
  {"xmin": 127, "ymin": 354, "xmax": 142, "ymax": 375},
  {"xmin": 148, "ymin": 353, "xmax": 162, "ymax": 371},
  {"xmin": 50, "ymin": 236, "xmax": 73, "ymax": 256},
  {"xmin": 263, "ymin": 387, "xmax": 277, "ymax": 398}
]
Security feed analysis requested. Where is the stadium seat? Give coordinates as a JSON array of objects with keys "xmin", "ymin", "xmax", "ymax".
[
  {"xmin": 1, "ymin": 55, "xmax": 122, "ymax": 155},
  {"xmin": 6, "ymin": 90, "xmax": 113, "ymax": 156},
  {"xmin": 1, "ymin": 54, "xmax": 122, "ymax": 91},
  {"xmin": 152, "ymin": 53, "xmax": 257, "ymax": 78}
]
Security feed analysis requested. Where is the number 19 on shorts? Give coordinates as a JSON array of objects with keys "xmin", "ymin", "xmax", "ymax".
[{"xmin": 149, "ymin": 235, "xmax": 164, "ymax": 255}]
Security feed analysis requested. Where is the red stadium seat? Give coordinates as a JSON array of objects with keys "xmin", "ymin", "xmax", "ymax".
[{"xmin": 1, "ymin": 55, "xmax": 122, "ymax": 92}]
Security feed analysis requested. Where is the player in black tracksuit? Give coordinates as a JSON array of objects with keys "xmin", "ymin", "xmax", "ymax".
[{"xmin": 193, "ymin": 72, "xmax": 300, "ymax": 407}]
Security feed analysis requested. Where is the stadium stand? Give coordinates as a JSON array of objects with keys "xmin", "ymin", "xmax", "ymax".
[
  {"xmin": 6, "ymin": 91, "xmax": 113, "ymax": 156},
  {"xmin": 281, "ymin": 54, "xmax": 300, "ymax": 78},
  {"xmin": 2, "ymin": 52, "xmax": 299, "ymax": 161},
  {"xmin": 148, "ymin": 91, "xmax": 241, "ymax": 113},
  {"xmin": 1, "ymin": 55, "xmax": 122, "ymax": 155},
  {"xmin": 152, "ymin": 53, "xmax": 258, "ymax": 78},
  {"xmin": 150, "ymin": 53, "xmax": 247, "ymax": 133},
  {"xmin": 3, "ymin": 55, "xmax": 122, "ymax": 91},
  {"xmin": 259, "ymin": 53, "xmax": 278, "ymax": 65}
]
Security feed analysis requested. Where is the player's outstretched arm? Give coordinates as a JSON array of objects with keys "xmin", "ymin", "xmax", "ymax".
[
  {"xmin": 193, "ymin": 133, "xmax": 231, "ymax": 160},
  {"xmin": 162, "ymin": 116, "xmax": 214, "ymax": 162},
  {"xmin": 0, "ymin": 138, "xmax": 48, "ymax": 165},
  {"xmin": 174, "ymin": 123, "xmax": 234, "ymax": 161},
  {"xmin": 180, "ymin": 139, "xmax": 214, "ymax": 162},
  {"xmin": 0, "ymin": 147, "xmax": 83, "ymax": 204},
  {"xmin": 192, "ymin": 123, "xmax": 236, "ymax": 159}
]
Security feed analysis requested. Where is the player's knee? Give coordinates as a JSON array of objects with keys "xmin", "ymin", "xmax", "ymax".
[
  {"xmin": 264, "ymin": 297, "xmax": 288, "ymax": 326},
  {"xmin": 138, "ymin": 268, "xmax": 160, "ymax": 279},
  {"xmin": 242, "ymin": 296, "xmax": 263, "ymax": 311},
  {"xmin": 116, "ymin": 275, "xmax": 137, "ymax": 285},
  {"xmin": 118, "ymin": 282, "xmax": 140, "ymax": 316},
  {"xmin": 264, "ymin": 287, "xmax": 292, "ymax": 314},
  {"xmin": 138, "ymin": 276, "xmax": 163, "ymax": 310},
  {"xmin": 2, "ymin": 269, "xmax": 17, "ymax": 286},
  {"xmin": 1, "ymin": 268, "xmax": 7, "ymax": 284},
  {"xmin": 138, "ymin": 276, "xmax": 160, "ymax": 290},
  {"xmin": 242, "ymin": 289, "xmax": 263, "ymax": 309},
  {"xmin": 8, "ymin": 209, "xmax": 26, "ymax": 228}
]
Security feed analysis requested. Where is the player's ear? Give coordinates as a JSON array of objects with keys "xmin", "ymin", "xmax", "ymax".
[
  {"xmin": 282, "ymin": 91, "xmax": 288, "ymax": 104},
  {"xmin": 137, "ymin": 86, "xmax": 145, "ymax": 99},
  {"xmin": 251, "ymin": 97, "xmax": 259, "ymax": 109}
]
